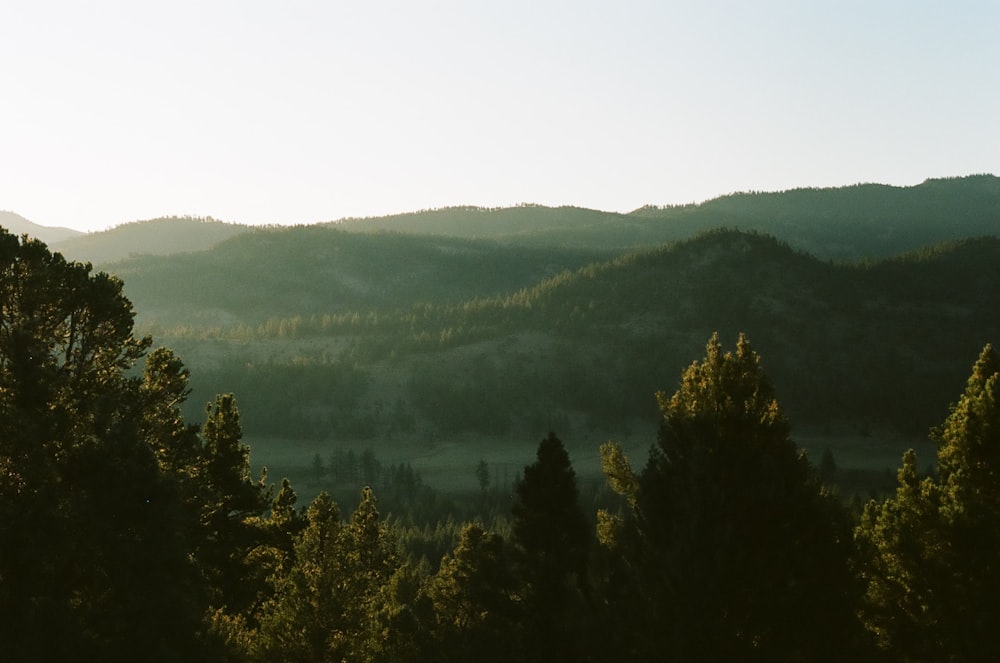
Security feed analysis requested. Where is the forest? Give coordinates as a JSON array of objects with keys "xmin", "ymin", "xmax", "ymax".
[
  {"xmin": 3, "ymin": 175, "xmax": 1000, "ymax": 660},
  {"xmin": 2, "ymin": 222, "xmax": 1000, "ymax": 661}
]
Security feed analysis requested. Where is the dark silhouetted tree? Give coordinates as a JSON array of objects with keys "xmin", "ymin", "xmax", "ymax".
[
  {"xmin": 511, "ymin": 431, "xmax": 591, "ymax": 661},
  {"xmin": 0, "ymin": 230, "xmax": 211, "ymax": 660},
  {"xmin": 600, "ymin": 332, "xmax": 865, "ymax": 660}
]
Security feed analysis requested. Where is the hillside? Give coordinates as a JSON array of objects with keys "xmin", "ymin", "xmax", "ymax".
[
  {"xmin": 335, "ymin": 175, "xmax": 1000, "ymax": 260},
  {"xmin": 146, "ymin": 231, "xmax": 1000, "ymax": 477},
  {"xmin": 18, "ymin": 175, "xmax": 993, "ymax": 488},
  {"xmin": 0, "ymin": 210, "xmax": 82, "ymax": 245},
  {"xmin": 9, "ymin": 174, "xmax": 995, "ymax": 269},
  {"xmin": 52, "ymin": 216, "xmax": 251, "ymax": 263},
  {"xmin": 109, "ymin": 225, "xmax": 605, "ymax": 328}
]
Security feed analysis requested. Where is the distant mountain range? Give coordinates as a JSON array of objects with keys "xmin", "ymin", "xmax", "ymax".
[
  {"xmin": 332, "ymin": 175, "xmax": 1000, "ymax": 260},
  {"xmin": 3, "ymin": 174, "xmax": 999, "ymax": 264}
]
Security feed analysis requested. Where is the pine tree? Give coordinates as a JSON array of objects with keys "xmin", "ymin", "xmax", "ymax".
[
  {"xmin": 195, "ymin": 393, "xmax": 270, "ymax": 612},
  {"xmin": 600, "ymin": 332, "xmax": 863, "ymax": 659},
  {"xmin": 256, "ymin": 487, "xmax": 402, "ymax": 662},
  {"xmin": 0, "ymin": 230, "xmax": 210, "ymax": 659},
  {"xmin": 511, "ymin": 431, "xmax": 591, "ymax": 661},
  {"xmin": 430, "ymin": 523, "xmax": 523, "ymax": 662},
  {"xmin": 856, "ymin": 344, "xmax": 1000, "ymax": 660},
  {"xmin": 256, "ymin": 492, "xmax": 344, "ymax": 662}
]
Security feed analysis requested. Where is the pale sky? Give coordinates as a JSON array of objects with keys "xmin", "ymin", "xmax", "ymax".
[{"xmin": 2, "ymin": 1, "xmax": 998, "ymax": 232}]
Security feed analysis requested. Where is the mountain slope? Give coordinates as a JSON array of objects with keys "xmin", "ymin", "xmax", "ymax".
[
  {"xmin": 154, "ymin": 230, "xmax": 1000, "ymax": 448},
  {"xmin": 0, "ymin": 210, "xmax": 83, "ymax": 245},
  {"xmin": 334, "ymin": 175, "xmax": 1000, "ymax": 260},
  {"xmin": 108, "ymin": 225, "xmax": 605, "ymax": 327},
  {"xmin": 52, "ymin": 216, "xmax": 251, "ymax": 263}
]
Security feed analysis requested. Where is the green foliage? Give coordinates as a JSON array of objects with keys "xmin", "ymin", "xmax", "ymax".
[
  {"xmin": 146, "ymin": 228, "xmax": 1000, "ymax": 445},
  {"xmin": 255, "ymin": 487, "xmax": 407, "ymax": 662},
  {"xmin": 856, "ymin": 344, "xmax": 1000, "ymax": 661},
  {"xmin": 429, "ymin": 523, "xmax": 523, "ymax": 662},
  {"xmin": 602, "ymin": 333, "xmax": 865, "ymax": 660},
  {"xmin": 0, "ymin": 230, "xmax": 210, "ymax": 659},
  {"xmin": 11, "ymin": 207, "xmax": 1000, "ymax": 660}
]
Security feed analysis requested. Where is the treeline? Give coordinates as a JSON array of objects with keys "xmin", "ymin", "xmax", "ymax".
[{"xmin": 4, "ymin": 228, "xmax": 1000, "ymax": 660}]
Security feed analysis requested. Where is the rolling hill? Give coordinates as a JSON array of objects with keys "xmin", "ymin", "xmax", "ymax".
[
  {"xmin": 333, "ymin": 175, "xmax": 1000, "ymax": 260},
  {"xmin": 7, "ymin": 174, "xmax": 997, "ymax": 268},
  {"xmin": 143, "ymin": 230, "xmax": 1000, "ymax": 478},
  {"xmin": 6, "ymin": 175, "xmax": 999, "ymax": 489},
  {"xmin": 52, "ymin": 216, "xmax": 251, "ymax": 263},
  {"xmin": 0, "ymin": 210, "xmax": 83, "ymax": 245}
]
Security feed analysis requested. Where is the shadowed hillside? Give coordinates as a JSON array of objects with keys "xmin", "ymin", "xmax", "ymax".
[
  {"xmin": 143, "ymin": 231, "xmax": 1000, "ymax": 459},
  {"xmin": 110, "ymin": 225, "xmax": 604, "ymax": 327}
]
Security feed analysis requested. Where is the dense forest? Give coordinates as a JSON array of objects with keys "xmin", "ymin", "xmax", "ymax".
[
  {"xmin": 46, "ymin": 175, "xmax": 996, "ymax": 469},
  {"xmin": 3, "ymin": 223, "xmax": 1000, "ymax": 660},
  {"xmin": 3, "ymin": 175, "xmax": 1000, "ymax": 659}
]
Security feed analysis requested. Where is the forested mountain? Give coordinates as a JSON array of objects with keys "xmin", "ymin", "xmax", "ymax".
[
  {"xmin": 52, "ymin": 216, "xmax": 251, "ymax": 263},
  {"xmin": 4, "ymin": 176, "xmax": 993, "ymax": 484},
  {"xmin": 334, "ymin": 174, "xmax": 1000, "ymax": 260},
  {"xmin": 7, "ymin": 174, "xmax": 997, "ymax": 267},
  {"xmin": 146, "ymin": 230, "xmax": 1000, "ymax": 465},
  {"xmin": 4, "ymin": 202, "xmax": 1000, "ymax": 660},
  {"xmin": 108, "ymin": 226, "xmax": 604, "ymax": 327}
]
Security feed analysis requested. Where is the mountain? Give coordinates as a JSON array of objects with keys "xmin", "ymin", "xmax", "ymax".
[
  {"xmin": 142, "ymin": 230, "xmax": 1000, "ymax": 461},
  {"xmin": 27, "ymin": 175, "xmax": 994, "ymax": 486},
  {"xmin": 109, "ymin": 225, "xmax": 604, "ymax": 328},
  {"xmin": 52, "ymin": 216, "xmax": 251, "ymax": 264},
  {"xmin": 22, "ymin": 174, "xmax": 997, "ymax": 269},
  {"xmin": 335, "ymin": 175, "xmax": 1000, "ymax": 260},
  {"xmin": 0, "ymin": 210, "xmax": 83, "ymax": 245}
]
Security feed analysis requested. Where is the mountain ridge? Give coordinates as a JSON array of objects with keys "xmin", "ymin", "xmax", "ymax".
[
  {"xmin": 7, "ymin": 173, "xmax": 997, "ymax": 265},
  {"xmin": 0, "ymin": 210, "xmax": 83, "ymax": 245}
]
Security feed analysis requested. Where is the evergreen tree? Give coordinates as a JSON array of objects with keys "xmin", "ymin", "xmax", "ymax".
[
  {"xmin": 256, "ymin": 487, "xmax": 401, "ymax": 662},
  {"xmin": 600, "ymin": 332, "xmax": 864, "ymax": 660},
  {"xmin": 856, "ymin": 344, "xmax": 1000, "ymax": 660},
  {"xmin": 194, "ymin": 393, "xmax": 270, "ymax": 613},
  {"xmin": 429, "ymin": 523, "xmax": 523, "ymax": 662},
  {"xmin": 511, "ymin": 431, "xmax": 591, "ymax": 661},
  {"xmin": 0, "ymin": 230, "xmax": 211, "ymax": 660}
]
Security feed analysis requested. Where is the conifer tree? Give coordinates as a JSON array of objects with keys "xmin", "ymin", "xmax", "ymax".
[
  {"xmin": 0, "ymin": 230, "xmax": 210, "ymax": 659},
  {"xmin": 511, "ymin": 431, "xmax": 591, "ymax": 661},
  {"xmin": 600, "ymin": 332, "xmax": 863, "ymax": 660},
  {"xmin": 256, "ymin": 487, "xmax": 401, "ymax": 662},
  {"xmin": 195, "ymin": 394, "xmax": 270, "ymax": 612},
  {"xmin": 430, "ymin": 523, "xmax": 523, "ymax": 662},
  {"xmin": 856, "ymin": 344, "xmax": 1000, "ymax": 660}
]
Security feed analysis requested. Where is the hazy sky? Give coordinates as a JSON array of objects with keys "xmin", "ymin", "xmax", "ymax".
[{"xmin": 2, "ymin": 1, "xmax": 998, "ymax": 232}]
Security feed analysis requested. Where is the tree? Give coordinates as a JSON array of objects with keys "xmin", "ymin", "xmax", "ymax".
[
  {"xmin": 600, "ymin": 332, "xmax": 864, "ymax": 660},
  {"xmin": 0, "ymin": 230, "xmax": 211, "ymax": 659},
  {"xmin": 256, "ymin": 491, "xmax": 344, "ymax": 662},
  {"xmin": 194, "ymin": 393, "xmax": 270, "ymax": 613},
  {"xmin": 511, "ymin": 431, "xmax": 591, "ymax": 661},
  {"xmin": 256, "ymin": 487, "xmax": 401, "ymax": 662},
  {"xmin": 856, "ymin": 344, "xmax": 1000, "ymax": 660},
  {"xmin": 429, "ymin": 523, "xmax": 523, "ymax": 662}
]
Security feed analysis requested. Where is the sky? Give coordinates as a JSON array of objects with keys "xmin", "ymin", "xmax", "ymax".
[{"xmin": 2, "ymin": 1, "xmax": 998, "ymax": 232}]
